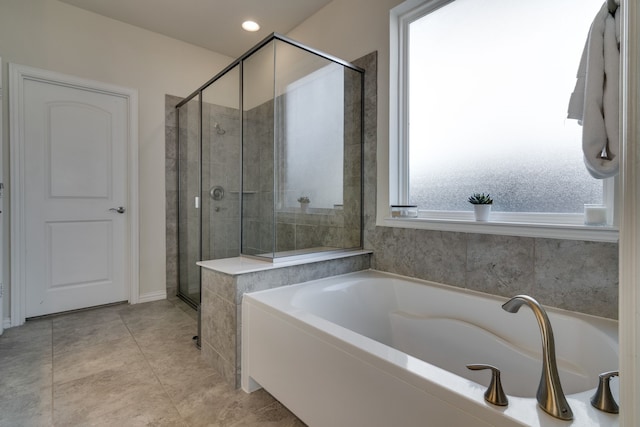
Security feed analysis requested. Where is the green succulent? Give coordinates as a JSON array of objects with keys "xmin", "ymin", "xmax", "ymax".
[
  {"xmin": 297, "ymin": 196, "xmax": 310, "ymax": 204},
  {"xmin": 468, "ymin": 193, "xmax": 493, "ymax": 205}
]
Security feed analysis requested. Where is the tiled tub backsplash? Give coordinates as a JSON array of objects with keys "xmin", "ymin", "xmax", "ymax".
[{"xmin": 367, "ymin": 228, "xmax": 618, "ymax": 319}]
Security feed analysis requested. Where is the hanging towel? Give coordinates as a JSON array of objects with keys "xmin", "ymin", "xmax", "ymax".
[{"xmin": 567, "ymin": 2, "xmax": 620, "ymax": 179}]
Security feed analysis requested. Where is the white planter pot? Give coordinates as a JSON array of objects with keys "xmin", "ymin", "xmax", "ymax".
[
  {"xmin": 300, "ymin": 202, "xmax": 309, "ymax": 213},
  {"xmin": 473, "ymin": 204, "xmax": 492, "ymax": 221}
]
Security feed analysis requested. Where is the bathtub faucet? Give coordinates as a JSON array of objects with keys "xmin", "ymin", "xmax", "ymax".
[{"xmin": 502, "ymin": 295, "xmax": 573, "ymax": 421}]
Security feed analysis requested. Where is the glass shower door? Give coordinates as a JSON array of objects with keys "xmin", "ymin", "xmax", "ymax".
[
  {"xmin": 176, "ymin": 65, "xmax": 241, "ymax": 308},
  {"xmin": 177, "ymin": 94, "xmax": 202, "ymax": 307},
  {"xmin": 201, "ymin": 65, "xmax": 241, "ymax": 262}
]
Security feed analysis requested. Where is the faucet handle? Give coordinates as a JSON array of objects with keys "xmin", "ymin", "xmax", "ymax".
[
  {"xmin": 467, "ymin": 364, "xmax": 509, "ymax": 406},
  {"xmin": 591, "ymin": 370, "xmax": 619, "ymax": 414}
]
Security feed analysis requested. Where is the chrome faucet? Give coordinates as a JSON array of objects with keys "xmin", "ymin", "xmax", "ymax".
[{"xmin": 502, "ymin": 295, "xmax": 573, "ymax": 421}]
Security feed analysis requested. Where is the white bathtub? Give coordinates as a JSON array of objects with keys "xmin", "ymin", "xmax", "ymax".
[{"xmin": 241, "ymin": 270, "xmax": 619, "ymax": 427}]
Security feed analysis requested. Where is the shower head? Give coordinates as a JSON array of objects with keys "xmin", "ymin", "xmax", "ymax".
[{"xmin": 215, "ymin": 123, "xmax": 226, "ymax": 135}]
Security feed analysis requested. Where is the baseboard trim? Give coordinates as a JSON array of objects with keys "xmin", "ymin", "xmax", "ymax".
[{"xmin": 137, "ymin": 290, "xmax": 167, "ymax": 304}]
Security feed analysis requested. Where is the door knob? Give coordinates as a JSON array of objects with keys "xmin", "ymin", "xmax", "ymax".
[{"xmin": 109, "ymin": 206, "xmax": 126, "ymax": 214}]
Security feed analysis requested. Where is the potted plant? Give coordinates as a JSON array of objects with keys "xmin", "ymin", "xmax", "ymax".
[
  {"xmin": 468, "ymin": 193, "xmax": 493, "ymax": 221},
  {"xmin": 297, "ymin": 196, "xmax": 310, "ymax": 212}
]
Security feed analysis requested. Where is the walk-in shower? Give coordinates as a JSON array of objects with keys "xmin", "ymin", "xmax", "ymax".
[{"xmin": 174, "ymin": 33, "xmax": 364, "ymax": 307}]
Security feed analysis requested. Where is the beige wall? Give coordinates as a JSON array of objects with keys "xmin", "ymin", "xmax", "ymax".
[
  {"xmin": 288, "ymin": 0, "xmax": 404, "ymax": 223},
  {"xmin": 0, "ymin": 0, "xmax": 403, "ymax": 317},
  {"xmin": 0, "ymin": 0, "xmax": 232, "ymax": 315}
]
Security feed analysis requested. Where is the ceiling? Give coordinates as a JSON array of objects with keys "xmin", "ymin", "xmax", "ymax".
[{"xmin": 58, "ymin": 0, "xmax": 333, "ymax": 58}]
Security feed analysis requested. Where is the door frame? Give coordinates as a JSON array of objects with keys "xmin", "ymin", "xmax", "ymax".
[
  {"xmin": 620, "ymin": 0, "xmax": 640, "ymax": 423},
  {"xmin": 9, "ymin": 63, "xmax": 139, "ymax": 326}
]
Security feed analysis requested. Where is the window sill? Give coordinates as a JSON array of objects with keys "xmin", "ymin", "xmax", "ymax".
[{"xmin": 383, "ymin": 217, "xmax": 619, "ymax": 243}]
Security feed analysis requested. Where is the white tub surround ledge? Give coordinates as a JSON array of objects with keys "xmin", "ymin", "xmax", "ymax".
[{"xmin": 197, "ymin": 249, "xmax": 372, "ymax": 275}]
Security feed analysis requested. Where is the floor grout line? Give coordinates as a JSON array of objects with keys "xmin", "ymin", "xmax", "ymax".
[{"xmin": 122, "ymin": 307, "xmax": 194, "ymax": 426}]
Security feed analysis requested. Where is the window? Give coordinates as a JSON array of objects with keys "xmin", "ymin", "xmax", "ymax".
[{"xmin": 390, "ymin": 0, "xmax": 617, "ymax": 239}]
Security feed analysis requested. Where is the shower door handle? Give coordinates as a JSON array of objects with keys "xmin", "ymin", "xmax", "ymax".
[{"xmin": 109, "ymin": 206, "xmax": 126, "ymax": 214}]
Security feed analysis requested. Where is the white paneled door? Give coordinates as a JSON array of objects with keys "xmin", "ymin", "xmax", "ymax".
[{"xmin": 12, "ymin": 66, "xmax": 136, "ymax": 319}]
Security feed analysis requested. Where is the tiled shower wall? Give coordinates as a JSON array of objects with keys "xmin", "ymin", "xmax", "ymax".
[
  {"xmin": 165, "ymin": 95, "xmax": 180, "ymax": 299},
  {"xmin": 241, "ymin": 100, "xmax": 274, "ymax": 255},
  {"xmin": 201, "ymin": 102, "xmax": 241, "ymax": 261},
  {"xmin": 242, "ymin": 76, "xmax": 362, "ymax": 256}
]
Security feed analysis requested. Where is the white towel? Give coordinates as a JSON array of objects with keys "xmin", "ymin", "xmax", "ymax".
[{"xmin": 568, "ymin": 2, "xmax": 620, "ymax": 179}]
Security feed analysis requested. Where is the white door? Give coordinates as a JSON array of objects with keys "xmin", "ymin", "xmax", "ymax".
[{"xmin": 20, "ymin": 72, "xmax": 130, "ymax": 317}]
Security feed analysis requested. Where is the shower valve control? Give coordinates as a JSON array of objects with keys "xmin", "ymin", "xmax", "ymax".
[{"xmin": 210, "ymin": 186, "xmax": 224, "ymax": 201}]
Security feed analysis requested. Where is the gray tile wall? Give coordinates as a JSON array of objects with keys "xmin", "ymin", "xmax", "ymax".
[
  {"xmin": 343, "ymin": 66, "xmax": 364, "ymax": 249},
  {"xmin": 165, "ymin": 95, "xmax": 181, "ymax": 299},
  {"xmin": 201, "ymin": 102, "xmax": 241, "ymax": 260},
  {"xmin": 242, "ymin": 91, "xmax": 362, "ymax": 257},
  {"xmin": 200, "ymin": 253, "xmax": 372, "ymax": 387},
  {"xmin": 242, "ymin": 100, "xmax": 274, "ymax": 255},
  {"xmin": 367, "ymin": 228, "xmax": 618, "ymax": 319}
]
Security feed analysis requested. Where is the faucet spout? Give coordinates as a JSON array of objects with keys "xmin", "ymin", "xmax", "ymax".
[{"xmin": 502, "ymin": 295, "xmax": 573, "ymax": 421}]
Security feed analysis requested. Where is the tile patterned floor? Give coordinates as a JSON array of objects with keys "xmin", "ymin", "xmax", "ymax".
[{"xmin": 0, "ymin": 299, "xmax": 306, "ymax": 426}]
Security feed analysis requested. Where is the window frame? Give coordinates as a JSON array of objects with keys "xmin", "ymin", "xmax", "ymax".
[{"xmin": 388, "ymin": 0, "xmax": 619, "ymax": 242}]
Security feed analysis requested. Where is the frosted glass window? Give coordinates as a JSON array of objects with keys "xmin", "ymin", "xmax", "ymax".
[{"xmin": 407, "ymin": 0, "xmax": 605, "ymax": 213}]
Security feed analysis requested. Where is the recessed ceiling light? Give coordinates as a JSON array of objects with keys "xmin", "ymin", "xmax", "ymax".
[{"xmin": 242, "ymin": 21, "xmax": 260, "ymax": 32}]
